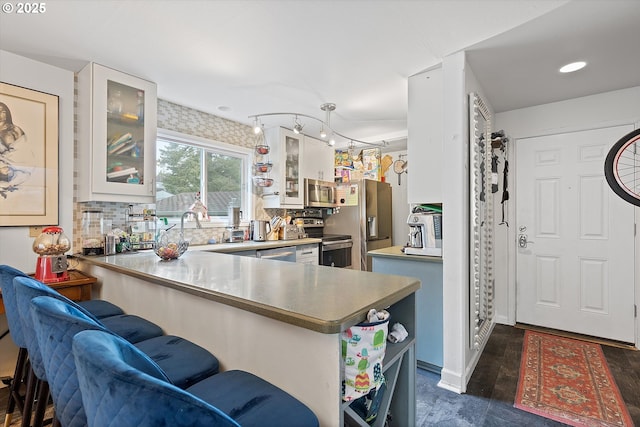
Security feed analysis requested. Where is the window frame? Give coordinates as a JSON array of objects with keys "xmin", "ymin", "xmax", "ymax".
[{"xmin": 156, "ymin": 128, "xmax": 252, "ymax": 228}]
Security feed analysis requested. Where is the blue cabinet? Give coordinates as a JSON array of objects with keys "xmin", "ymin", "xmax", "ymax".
[{"xmin": 370, "ymin": 248, "xmax": 443, "ymax": 372}]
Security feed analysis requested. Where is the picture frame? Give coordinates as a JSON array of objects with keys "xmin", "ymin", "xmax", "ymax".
[{"xmin": 0, "ymin": 82, "xmax": 59, "ymax": 226}]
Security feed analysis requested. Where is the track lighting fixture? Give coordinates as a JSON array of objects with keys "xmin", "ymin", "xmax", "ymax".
[
  {"xmin": 292, "ymin": 116, "xmax": 304, "ymax": 134},
  {"xmin": 248, "ymin": 103, "xmax": 387, "ymax": 148},
  {"xmin": 319, "ymin": 125, "xmax": 327, "ymax": 139},
  {"xmin": 253, "ymin": 118, "xmax": 262, "ymax": 134}
]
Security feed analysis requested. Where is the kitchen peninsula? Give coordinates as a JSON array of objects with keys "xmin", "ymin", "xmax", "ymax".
[{"xmin": 77, "ymin": 250, "xmax": 420, "ymax": 426}]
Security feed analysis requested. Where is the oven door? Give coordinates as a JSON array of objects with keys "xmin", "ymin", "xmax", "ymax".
[{"xmin": 321, "ymin": 239, "xmax": 353, "ymax": 268}]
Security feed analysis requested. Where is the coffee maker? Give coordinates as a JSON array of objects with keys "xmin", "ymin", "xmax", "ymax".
[
  {"xmin": 405, "ymin": 213, "xmax": 442, "ymax": 256},
  {"xmin": 33, "ymin": 226, "xmax": 71, "ymax": 283},
  {"xmin": 223, "ymin": 204, "xmax": 244, "ymax": 243}
]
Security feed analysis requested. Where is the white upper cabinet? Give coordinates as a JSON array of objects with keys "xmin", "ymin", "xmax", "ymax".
[
  {"xmin": 77, "ymin": 63, "xmax": 157, "ymax": 203},
  {"xmin": 263, "ymin": 127, "xmax": 304, "ymax": 208},
  {"xmin": 407, "ymin": 66, "xmax": 443, "ymax": 204},
  {"xmin": 302, "ymin": 135, "xmax": 335, "ymax": 182}
]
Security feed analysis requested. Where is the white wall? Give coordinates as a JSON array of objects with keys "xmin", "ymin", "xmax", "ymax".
[
  {"xmin": 0, "ymin": 50, "xmax": 75, "ymax": 378},
  {"xmin": 439, "ymin": 51, "xmax": 498, "ymax": 394},
  {"xmin": 439, "ymin": 51, "xmax": 469, "ymax": 393},
  {"xmin": 381, "ymin": 149, "xmax": 409, "ymax": 246},
  {"xmin": 0, "ymin": 50, "xmax": 75, "ymax": 271},
  {"xmin": 494, "ymin": 86, "xmax": 640, "ymax": 346}
]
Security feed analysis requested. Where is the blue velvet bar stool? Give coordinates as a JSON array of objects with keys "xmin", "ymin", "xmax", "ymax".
[
  {"xmin": 0, "ymin": 264, "xmax": 141, "ymax": 427},
  {"xmin": 12, "ymin": 276, "xmax": 167, "ymax": 427},
  {"xmin": 29, "ymin": 296, "xmax": 222, "ymax": 427},
  {"xmin": 72, "ymin": 331, "xmax": 320, "ymax": 427},
  {"xmin": 0, "ymin": 265, "xmax": 32, "ymax": 427},
  {"xmin": 1, "ymin": 264, "xmax": 126, "ymax": 319},
  {"xmin": 0, "ymin": 265, "xmax": 124, "ymax": 427},
  {"xmin": 73, "ymin": 329, "xmax": 239, "ymax": 427},
  {"xmin": 17, "ymin": 276, "xmax": 219, "ymax": 382}
]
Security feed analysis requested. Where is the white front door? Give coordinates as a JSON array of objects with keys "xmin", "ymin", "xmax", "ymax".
[{"xmin": 516, "ymin": 125, "xmax": 635, "ymax": 342}]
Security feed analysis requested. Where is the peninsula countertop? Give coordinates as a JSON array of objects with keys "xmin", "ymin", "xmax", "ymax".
[
  {"xmin": 78, "ymin": 250, "xmax": 420, "ymax": 334},
  {"xmin": 368, "ymin": 245, "xmax": 443, "ymax": 262}
]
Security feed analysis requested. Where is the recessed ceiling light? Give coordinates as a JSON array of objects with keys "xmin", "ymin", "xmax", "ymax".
[{"xmin": 559, "ymin": 61, "xmax": 586, "ymax": 73}]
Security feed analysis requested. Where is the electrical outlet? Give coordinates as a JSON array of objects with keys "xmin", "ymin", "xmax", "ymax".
[{"xmin": 29, "ymin": 226, "xmax": 43, "ymax": 237}]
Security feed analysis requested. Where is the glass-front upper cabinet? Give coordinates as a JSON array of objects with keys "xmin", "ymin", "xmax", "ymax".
[
  {"xmin": 263, "ymin": 127, "xmax": 304, "ymax": 208},
  {"xmin": 284, "ymin": 132, "xmax": 302, "ymax": 201},
  {"xmin": 77, "ymin": 63, "xmax": 157, "ymax": 202}
]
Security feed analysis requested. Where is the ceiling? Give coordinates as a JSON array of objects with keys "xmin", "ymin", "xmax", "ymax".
[{"xmin": 1, "ymin": 1, "xmax": 639, "ymax": 152}]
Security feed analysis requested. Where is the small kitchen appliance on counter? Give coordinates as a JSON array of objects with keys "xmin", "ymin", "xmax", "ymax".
[
  {"xmin": 250, "ymin": 220, "xmax": 271, "ymax": 242},
  {"xmin": 81, "ymin": 209, "xmax": 104, "ymax": 255},
  {"xmin": 33, "ymin": 226, "xmax": 71, "ymax": 283},
  {"xmin": 405, "ymin": 212, "xmax": 442, "ymax": 256},
  {"xmin": 280, "ymin": 223, "xmax": 300, "ymax": 240},
  {"xmin": 224, "ymin": 204, "xmax": 244, "ymax": 243}
]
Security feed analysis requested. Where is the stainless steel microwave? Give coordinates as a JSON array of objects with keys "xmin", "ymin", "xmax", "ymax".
[{"xmin": 304, "ymin": 178, "xmax": 337, "ymax": 208}]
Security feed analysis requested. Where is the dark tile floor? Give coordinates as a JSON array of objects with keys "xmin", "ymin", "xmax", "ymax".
[{"xmin": 415, "ymin": 324, "xmax": 640, "ymax": 426}]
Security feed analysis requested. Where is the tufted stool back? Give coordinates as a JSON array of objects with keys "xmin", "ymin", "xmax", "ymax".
[
  {"xmin": 14, "ymin": 276, "xmax": 59, "ymax": 380},
  {"xmin": 0, "ymin": 265, "xmax": 30, "ymax": 348},
  {"xmin": 73, "ymin": 329, "xmax": 240, "ymax": 427},
  {"xmin": 29, "ymin": 295, "xmax": 163, "ymax": 427}
]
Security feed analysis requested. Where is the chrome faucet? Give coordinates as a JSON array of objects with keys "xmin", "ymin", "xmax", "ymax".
[{"xmin": 180, "ymin": 210, "xmax": 202, "ymax": 236}]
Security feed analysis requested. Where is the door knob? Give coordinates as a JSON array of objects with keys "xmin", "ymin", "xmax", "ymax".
[{"xmin": 518, "ymin": 234, "xmax": 534, "ymax": 248}]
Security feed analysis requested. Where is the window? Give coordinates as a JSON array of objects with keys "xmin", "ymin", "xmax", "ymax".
[{"xmin": 155, "ymin": 129, "xmax": 251, "ymax": 224}]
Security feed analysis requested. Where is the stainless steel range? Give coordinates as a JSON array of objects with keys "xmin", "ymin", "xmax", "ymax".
[
  {"xmin": 294, "ymin": 211, "xmax": 353, "ymax": 268},
  {"xmin": 320, "ymin": 234, "xmax": 353, "ymax": 268}
]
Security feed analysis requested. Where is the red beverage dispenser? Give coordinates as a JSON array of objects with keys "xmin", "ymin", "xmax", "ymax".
[{"xmin": 33, "ymin": 226, "xmax": 70, "ymax": 283}]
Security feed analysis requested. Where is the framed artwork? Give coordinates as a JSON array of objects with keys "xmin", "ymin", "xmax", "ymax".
[{"xmin": 0, "ymin": 82, "xmax": 59, "ymax": 226}]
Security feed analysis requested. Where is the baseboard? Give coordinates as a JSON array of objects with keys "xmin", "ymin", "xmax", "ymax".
[
  {"xmin": 494, "ymin": 314, "xmax": 512, "ymax": 325},
  {"xmin": 417, "ymin": 360, "xmax": 441, "ymax": 374},
  {"xmin": 437, "ymin": 367, "xmax": 464, "ymax": 394}
]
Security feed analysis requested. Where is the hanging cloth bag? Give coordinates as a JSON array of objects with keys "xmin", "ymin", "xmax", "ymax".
[{"xmin": 341, "ymin": 317, "xmax": 389, "ymax": 401}]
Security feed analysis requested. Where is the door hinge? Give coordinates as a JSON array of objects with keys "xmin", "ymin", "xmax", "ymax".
[{"xmin": 635, "ymin": 304, "xmax": 638, "ymax": 318}]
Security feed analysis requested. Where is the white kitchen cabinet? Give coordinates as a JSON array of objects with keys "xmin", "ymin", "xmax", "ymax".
[
  {"xmin": 407, "ymin": 66, "xmax": 442, "ymax": 204},
  {"xmin": 295, "ymin": 243, "xmax": 319, "ymax": 265},
  {"xmin": 263, "ymin": 127, "xmax": 304, "ymax": 208},
  {"xmin": 302, "ymin": 136, "xmax": 335, "ymax": 182},
  {"xmin": 77, "ymin": 63, "xmax": 157, "ymax": 203}
]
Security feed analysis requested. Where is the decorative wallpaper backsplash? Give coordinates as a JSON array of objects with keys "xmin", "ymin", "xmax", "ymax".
[
  {"xmin": 73, "ymin": 93, "xmax": 267, "ymax": 250},
  {"xmin": 157, "ymin": 100, "xmax": 254, "ymax": 148}
]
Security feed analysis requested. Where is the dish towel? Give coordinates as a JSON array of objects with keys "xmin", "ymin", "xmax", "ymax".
[{"xmin": 388, "ymin": 322, "xmax": 408, "ymax": 343}]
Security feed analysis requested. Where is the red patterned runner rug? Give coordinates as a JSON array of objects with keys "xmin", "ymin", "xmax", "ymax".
[{"xmin": 515, "ymin": 330, "xmax": 633, "ymax": 427}]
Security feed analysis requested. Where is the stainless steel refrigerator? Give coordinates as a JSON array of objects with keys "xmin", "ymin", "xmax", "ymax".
[{"xmin": 325, "ymin": 179, "xmax": 393, "ymax": 271}]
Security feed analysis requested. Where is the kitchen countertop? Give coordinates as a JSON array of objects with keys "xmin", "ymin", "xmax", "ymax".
[
  {"xmin": 368, "ymin": 245, "xmax": 443, "ymax": 262},
  {"xmin": 190, "ymin": 237, "xmax": 321, "ymax": 253},
  {"xmin": 78, "ymin": 250, "xmax": 419, "ymax": 334}
]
